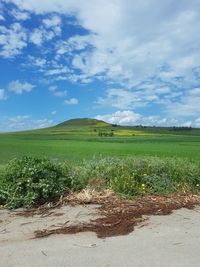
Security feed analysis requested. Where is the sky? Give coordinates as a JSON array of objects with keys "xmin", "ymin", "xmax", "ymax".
[{"xmin": 0, "ymin": 0, "xmax": 200, "ymax": 131}]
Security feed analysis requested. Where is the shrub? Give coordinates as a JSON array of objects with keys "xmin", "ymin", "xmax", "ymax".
[
  {"xmin": 69, "ymin": 157, "xmax": 200, "ymax": 197},
  {"xmin": 0, "ymin": 157, "xmax": 70, "ymax": 209}
]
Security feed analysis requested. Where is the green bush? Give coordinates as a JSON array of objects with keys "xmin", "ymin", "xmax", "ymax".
[
  {"xmin": 0, "ymin": 157, "xmax": 70, "ymax": 209},
  {"xmin": 0, "ymin": 156, "xmax": 199, "ymax": 209}
]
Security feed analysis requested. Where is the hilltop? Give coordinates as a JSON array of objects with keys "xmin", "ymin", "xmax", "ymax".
[{"xmin": 55, "ymin": 118, "xmax": 111, "ymax": 128}]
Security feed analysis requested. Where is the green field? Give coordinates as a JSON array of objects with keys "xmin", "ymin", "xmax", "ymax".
[{"xmin": 0, "ymin": 118, "xmax": 200, "ymax": 164}]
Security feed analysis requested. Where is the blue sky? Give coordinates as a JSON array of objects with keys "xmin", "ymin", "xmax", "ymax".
[{"xmin": 0, "ymin": 0, "xmax": 200, "ymax": 131}]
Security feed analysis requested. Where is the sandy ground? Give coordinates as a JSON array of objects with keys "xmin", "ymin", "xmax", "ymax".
[{"xmin": 1, "ymin": 205, "xmax": 200, "ymax": 267}]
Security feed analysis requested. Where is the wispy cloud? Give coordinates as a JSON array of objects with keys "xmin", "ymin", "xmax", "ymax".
[
  {"xmin": 0, "ymin": 89, "xmax": 7, "ymax": 100},
  {"xmin": 64, "ymin": 98, "xmax": 79, "ymax": 105},
  {"xmin": 10, "ymin": 9, "xmax": 30, "ymax": 21},
  {"xmin": 8, "ymin": 80, "xmax": 35, "ymax": 94},
  {"xmin": 48, "ymin": 85, "xmax": 67, "ymax": 97},
  {"xmin": 51, "ymin": 110, "xmax": 57, "ymax": 115},
  {"xmin": 0, "ymin": 14, "xmax": 5, "ymax": 21},
  {"xmin": 0, "ymin": 115, "xmax": 54, "ymax": 132}
]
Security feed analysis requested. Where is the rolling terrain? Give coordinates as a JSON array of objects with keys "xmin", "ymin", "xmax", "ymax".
[{"xmin": 0, "ymin": 118, "xmax": 200, "ymax": 164}]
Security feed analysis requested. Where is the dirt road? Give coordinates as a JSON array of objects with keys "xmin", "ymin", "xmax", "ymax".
[{"xmin": 1, "ymin": 204, "xmax": 200, "ymax": 267}]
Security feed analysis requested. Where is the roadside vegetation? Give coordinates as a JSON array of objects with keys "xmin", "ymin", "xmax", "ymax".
[{"xmin": 0, "ymin": 156, "xmax": 199, "ymax": 209}]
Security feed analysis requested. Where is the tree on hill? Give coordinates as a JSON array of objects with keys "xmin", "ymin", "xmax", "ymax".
[{"xmin": 98, "ymin": 131, "xmax": 114, "ymax": 137}]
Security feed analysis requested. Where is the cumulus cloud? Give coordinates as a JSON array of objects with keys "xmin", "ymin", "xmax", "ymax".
[
  {"xmin": 0, "ymin": 23, "xmax": 27, "ymax": 57},
  {"xmin": 29, "ymin": 28, "xmax": 44, "ymax": 46},
  {"xmin": 96, "ymin": 110, "xmax": 197, "ymax": 127},
  {"xmin": 8, "ymin": 80, "xmax": 35, "ymax": 94},
  {"xmin": 64, "ymin": 98, "xmax": 78, "ymax": 105},
  {"xmin": 43, "ymin": 15, "xmax": 61, "ymax": 35},
  {"xmin": 96, "ymin": 110, "xmax": 142, "ymax": 125},
  {"xmin": 29, "ymin": 25, "xmax": 60, "ymax": 46}
]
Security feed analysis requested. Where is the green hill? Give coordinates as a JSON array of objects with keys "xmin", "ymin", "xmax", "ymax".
[{"xmin": 55, "ymin": 118, "xmax": 111, "ymax": 128}]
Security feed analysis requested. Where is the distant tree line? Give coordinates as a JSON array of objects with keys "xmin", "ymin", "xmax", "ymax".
[{"xmin": 169, "ymin": 126, "xmax": 192, "ymax": 131}]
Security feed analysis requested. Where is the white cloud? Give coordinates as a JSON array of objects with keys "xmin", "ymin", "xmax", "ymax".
[
  {"xmin": 29, "ymin": 24, "xmax": 60, "ymax": 46},
  {"xmin": 0, "ymin": 14, "xmax": 4, "ymax": 21},
  {"xmin": 10, "ymin": 9, "xmax": 30, "ymax": 20},
  {"xmin": 48, "ymin": 85, "xmax": 67, "ymax": 97},
  {"xmin": 0, "ymin": 89, "xmax": 7, "ymax": 100},
  {"xmin": 64, "ymin": 98, "xmax": 78, "ymax": 105},
  {"xmin": 165, "ymin": 88, "xmax": 200, "ymax": 117},
  {"xmin": 55, "ymin": 35, "xmax": 94, "ymax": 58},
  {"xmin": 0, "ymin": 23, "xmax": 27, "ymax": 57},
  {"xmin": 43, "ymin": 15, "xmax": 61, "ymax": 27},
  {"xmin": 96, "ymin": 86, "xmax": 173, "ymax": 110},
  {"xmin": 28, "ymin": 56, "xmax": 47, "ymax": 68},
  {"xmin": 195, "ymin": 117, "xmax": 200, "ymax": 128},
  {"xmin": 8, "ymin": 80, "xmax": 35, "ymax": 94},
  {"xmin": 48, "ymin": 85, "xmax": 57, "ymax": 91},
  {"xmin": 6, "ymin": 1, "xmax": 200, "ymax": 88},
  {"xmin": 3, "ymin": 0, "xmax": 200, "ymax": 121},
  {"xmin": 96, "ymin": 88, "xmax": 145, "ymax": 109},
  {"xmin": 29, "ymin": 28, "xmax": 44, "ymax": 46},
  {"xmin": 0, "ymin": 115, "xmax": 54, "ymax": 132},
  {"xmin": 11, "ymin": 0, "xmax": 200, "ymax": 89},
  {"xmin": 45, "ymin": 67, "xmax": 69, "ymax": 76},
  {"xmin": 96, "ymin": 110, "xmax": 142, "ymax": 125},
  {"xmin": 96, "ymin": 110, "xmax": 197, "ymax": 127},
  {"xmin": 43, "ymin": 15, "xmax": 61, "ymax": 35}
]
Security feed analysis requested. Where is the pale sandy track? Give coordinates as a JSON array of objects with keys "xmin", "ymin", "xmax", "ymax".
[{"xmin": 1, "ymin": 205, "xmax": 200, "ymax": 267}]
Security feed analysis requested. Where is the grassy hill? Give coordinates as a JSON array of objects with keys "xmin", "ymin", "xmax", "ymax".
[
  {"xmin": 55, "ymin": 118, "xmax": 110, "ymax": 128},
  {"xmin": 25, "ymin": 118, "xmax": 200, "ymax": 138}
]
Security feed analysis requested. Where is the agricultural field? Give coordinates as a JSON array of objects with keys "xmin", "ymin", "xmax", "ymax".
[{"xmin": 0, "ymin": 118, "xmax": 200, "ymax": 165}]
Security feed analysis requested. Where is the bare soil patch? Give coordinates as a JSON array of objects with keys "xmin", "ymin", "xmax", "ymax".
[{"xmin": 28, "ymin": 191, "xmax": 200, "ymax": 238}]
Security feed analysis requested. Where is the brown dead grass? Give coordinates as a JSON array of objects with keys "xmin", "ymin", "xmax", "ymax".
[{"xmin": 30, "ymin": 190, "xmax": 200, "ymax": 239}]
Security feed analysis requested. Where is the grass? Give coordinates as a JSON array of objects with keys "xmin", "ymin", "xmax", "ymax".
[{"xmin": 0, "ymin": 135, "xmax": 200, "ymax": 164}]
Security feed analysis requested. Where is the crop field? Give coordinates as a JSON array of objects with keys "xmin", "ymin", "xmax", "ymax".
[{"xmin": 0, "ymin": 118, "xmax": 200, "ymax": 165}]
